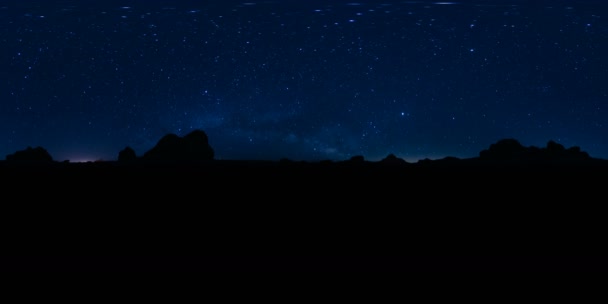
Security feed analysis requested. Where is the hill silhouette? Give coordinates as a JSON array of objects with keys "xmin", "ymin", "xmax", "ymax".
[
  {"xmin": 477, "ymin": 138, "xmax": 590, "ymax": 163},
  {"xmin": 139, "ymin": 129, "xmax": 214, "ymax": 162},
  {"xmin": 2, "ymin": 129, "xmax": 604, "ymax": 166},
  {"xmin": 1, "ymin": 132, "xmax": 607, "ymax": 271},
  {"xmin": 5, "ymin": 146, "xmax": 53, "ymax": 163}
]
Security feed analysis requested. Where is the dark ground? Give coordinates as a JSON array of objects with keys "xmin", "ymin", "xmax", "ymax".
[{"xmin": 1, "ymin": 159, "xmax": 606, "ymax": 271}]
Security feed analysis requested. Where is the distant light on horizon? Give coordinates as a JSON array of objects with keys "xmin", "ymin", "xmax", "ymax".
[{"xmin": 64, "ymin": 157, "xmax": 103, "ymax": 163}]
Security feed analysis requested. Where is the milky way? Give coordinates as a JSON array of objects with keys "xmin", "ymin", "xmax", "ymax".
[{"xmin": 2, "ymin": 0, "xmax": 607, "ymax": 162}]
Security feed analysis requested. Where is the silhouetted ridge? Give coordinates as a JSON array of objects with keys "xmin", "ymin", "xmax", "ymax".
[
  {"xmin": 348, "ymin": 155, "xmax": 366, "ymax": 163},
  {"xmin": 142, "ymin": 129, "xmax": 214, "ymax": 162},
  {"xmin": 379, "ymin": 153, "xmax": 408, "ymax": 165},
  {"xmin": 479, "ymin": 138, "xmax": 590, "ymax": 163},
  {"xmin": 0, "ymin": 135, "xmax": 600, "ymax": 165},
  {"xmin": 5, "ymin": 146, "xmax": 53, "ymax": 163}
]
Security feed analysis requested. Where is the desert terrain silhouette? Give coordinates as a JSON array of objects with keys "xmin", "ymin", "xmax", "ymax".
[{"xmin": 1, "ymin": 130, "xmax": 607, "ymax": 272}]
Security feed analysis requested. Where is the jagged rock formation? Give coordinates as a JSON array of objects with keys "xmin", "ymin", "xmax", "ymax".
[
  {"xmin": 5, "ymin": 146, "xmax": 53, "ymax": 162},
  {"xmin": 478, "ymin": 138, "xmax": 590, "ymax": 162},
  {"xmin": 379, "ymin": 153, "xmax": 408, "ymax": 165},
  {"xmin": 142, "ymin": 129, "xmax": 214, "ymax": 162}
]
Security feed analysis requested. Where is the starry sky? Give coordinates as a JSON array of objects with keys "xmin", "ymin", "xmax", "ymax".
[{"xmin": 2, "ymin": 0, "xmax": 607, "ymax": 162}]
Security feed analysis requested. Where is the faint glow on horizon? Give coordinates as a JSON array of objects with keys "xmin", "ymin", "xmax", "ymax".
[
  {"xmin": 364, "ymin": 153, "xmax": 450, "ymax": 163},
  {"xmin": 65, "ymin": 157, "xmax": 103, "ymax": 163}
]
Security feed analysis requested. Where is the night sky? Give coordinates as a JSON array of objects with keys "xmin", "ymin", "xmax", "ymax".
[{"xmin": 2, "ymin": 0, "xmax": 607, "ymax": 162}]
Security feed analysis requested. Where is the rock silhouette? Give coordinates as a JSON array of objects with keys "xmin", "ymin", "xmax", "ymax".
[
  {"xmin": 142, "ymin": 129, "xmax": 214, "ymax": 162},
  {"xmin": 379, "ymin": 153, "xmax": 408, "ymax": 165},
  {"xmin": 5, "ymin": 146, "xmax": 53, "ymax": 162},
  {"xmin": 118, "ymin": 146, "xmax": 137, "ymax": 162},
  {"xmin": 1, "ymin": 136, "xmax": 600, "ymax": 166},
  {"xmin": 479, "ymin": 138, "xmax": 526, "ymax": 161},
  {"xmin": 478, "ymin": 138, "xmax": 591, "ymax": 163},
  {"xmin": 1, "ymin": 135, "xmax": 608, "ymax": 272}
]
